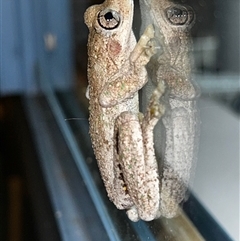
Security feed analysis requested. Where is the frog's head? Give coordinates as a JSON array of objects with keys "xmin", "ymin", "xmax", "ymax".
[{"xmin": 84, "ymin": 0, "xmax": 134, "ymax": 39}]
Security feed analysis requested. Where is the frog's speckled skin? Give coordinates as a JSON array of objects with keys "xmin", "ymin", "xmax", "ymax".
[{"xmin": 84, "ymin": 0, "xmax": 165, "ymax": 221}]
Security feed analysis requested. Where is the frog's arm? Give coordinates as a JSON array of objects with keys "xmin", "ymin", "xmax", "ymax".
[{"xmin": 99, "ymin": 25, "xmax": 156, "ymax": 107}]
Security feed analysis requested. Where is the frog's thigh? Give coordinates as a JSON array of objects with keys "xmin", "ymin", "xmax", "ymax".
[
  {"xmin": 115, "ymin": 112, "xmax": 159, "ymax": 221},
  {"xmin": 115, "ymin": 111, "xmax": 145, "ymax": 197}
]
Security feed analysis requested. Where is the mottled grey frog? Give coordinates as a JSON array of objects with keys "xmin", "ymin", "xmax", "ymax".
[{"xmin": 84, "ymin": 0, "xmax": 166, "ymax": 221}]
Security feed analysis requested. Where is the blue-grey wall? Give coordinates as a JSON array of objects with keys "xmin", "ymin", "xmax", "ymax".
[{"xmin": 1, "ymin": 0, "xmax": 74, "ymax": 96}]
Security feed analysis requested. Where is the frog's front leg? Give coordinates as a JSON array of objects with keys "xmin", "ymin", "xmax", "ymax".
[
  {"xmin": 99, "ymin": 25, "xmax": 156, "ymax": 107},
  {"xmin": 113, "ymin": 82, "xmax": 165, "ymax": 222}
]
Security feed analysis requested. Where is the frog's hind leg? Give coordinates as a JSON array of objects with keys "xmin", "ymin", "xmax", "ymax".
[
  {"xmin": 114, "ymin": 82, "xmax": 165, "ymax": 222},
  {"xmin": 114, "ymin": 111, "xmax": 158, "ymax": 221},
  {"xmin": 114, "ymin": 112, "xmax": 143, "ymax": 221}
]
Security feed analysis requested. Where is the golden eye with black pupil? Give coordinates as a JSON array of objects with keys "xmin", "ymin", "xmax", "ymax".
[
  {"xmin": 98, "ymin": 9, "xmax": 121, "ymax": 30},
  {"xmin": 165, "ymin": 6, "xmax": 193, "ymax": 25}
]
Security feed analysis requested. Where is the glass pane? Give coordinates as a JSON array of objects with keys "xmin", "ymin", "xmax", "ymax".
[{"xmin": 36, "ymin": 0, "xmax": 239, "ymax": 240}]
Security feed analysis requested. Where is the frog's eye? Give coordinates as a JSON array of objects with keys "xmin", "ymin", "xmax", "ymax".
[
  {"xmin": 97, "ymin": 9, "xmax": 121, "ymax": 30},
  {"xmin": 165, "ymin": 6, "xmax": 194, "ymax": 26}
]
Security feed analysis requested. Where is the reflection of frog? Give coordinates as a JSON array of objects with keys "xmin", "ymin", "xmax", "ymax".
[
  {"xmin": 139, "ymin": 0, "xmax": 200, "ymax": 218},
  {"xmin": 140, "ymin": 0, "xmax": 198, "ymax": 99},
  {"xmin": 84, "ymin": 0, "xmax": 166, "ymax": 221}
]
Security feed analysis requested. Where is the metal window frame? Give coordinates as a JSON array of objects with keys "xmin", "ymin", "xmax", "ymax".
[{"xmin": 23, "ymin": 83, "xmax": 233, "ymax": 240}]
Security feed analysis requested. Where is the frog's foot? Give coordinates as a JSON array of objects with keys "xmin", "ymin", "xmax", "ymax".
[
  {"xmin": 127, "ymin": 205, "xmax": 161, "ymax": 222},
  {"xmin": 140, "ymin": 24, "xmax": 155, "ymax": 45},
  {"xmin": 126, "ymin": 206, "xmax": 140, "ymax": 222},
  {"xmin": 148, "ymin": 81, "xmax": 166, "ymax": 119},
  {"xmin": 140, "ymin": 25, "xmax": 157, "ymax": 58}
]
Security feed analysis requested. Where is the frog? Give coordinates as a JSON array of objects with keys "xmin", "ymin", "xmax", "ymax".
[
  {"xmin": 84, "ymin": 0, "xmax": 166, "ymax": 221},
  {"xmin": 139, "ymin": 0, "xmax": 200, "ymax": 218}
]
